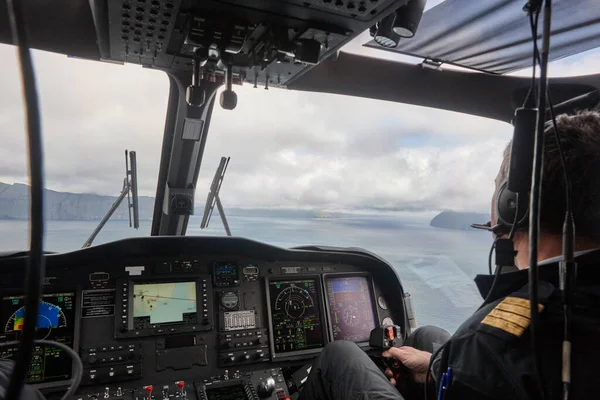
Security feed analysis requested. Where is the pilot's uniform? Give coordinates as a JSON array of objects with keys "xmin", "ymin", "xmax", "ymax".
[
  {"xmin": 299, "ymin": 249, "xmax": 600, "ymax": 400},
  {"xmin": 0, "ymin": 360, "xmax": 45, "ymax": 400}
]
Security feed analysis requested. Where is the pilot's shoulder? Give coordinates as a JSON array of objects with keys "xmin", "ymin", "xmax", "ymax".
[
  {"xmin": 438, "ymin": 282, "xmax": 559, "ymax": 399},
  {"xmin": 476, "ymin": 281, "xmax": 556, "ymax": 341}
]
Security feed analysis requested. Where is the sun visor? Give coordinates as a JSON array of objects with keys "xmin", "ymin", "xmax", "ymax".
[
  {"xmin": 364, "ymin": 0, "xmax": 600, "ymax": 75},
  {"xmin": 0, "ymin": 0, "xmax": 101, "ymax": 60}
]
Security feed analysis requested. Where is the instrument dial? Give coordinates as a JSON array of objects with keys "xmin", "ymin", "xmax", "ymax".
[
  {"xmin": 4, "ymin": 301, "xmax": 67, "ymax": 340},
  {"xmin": 342, "ymin": 305, "xmax": 360, "ymax": 327},
  {"xmin": 220, "ymin": 292, "xmax": 239, "ymax": 310},
  {"xmin": 274, "ymin": 285, "xmax": 315, "ymax": 319}
]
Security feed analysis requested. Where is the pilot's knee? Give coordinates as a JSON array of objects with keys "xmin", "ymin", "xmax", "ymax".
[
  {"xmin": 320, "ymin": 340, "xmax": 362, "ymax": 360},
  {"xmin": 414, "ymin": 325, "xmax": 450, "ymax": 336},
  {"xmin": 406, "ymin": 325, "xmax": 451, "ymax": 351}
]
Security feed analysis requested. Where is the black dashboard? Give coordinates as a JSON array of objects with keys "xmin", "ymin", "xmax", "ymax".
[{"xmin": 0, "ymin": 237, "xmax": 407, "ymax": 400}]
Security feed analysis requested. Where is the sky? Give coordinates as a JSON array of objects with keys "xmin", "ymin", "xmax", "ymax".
[{"xmin": 1, "ymin": 2, "xmax": 599, "ymax": 214}]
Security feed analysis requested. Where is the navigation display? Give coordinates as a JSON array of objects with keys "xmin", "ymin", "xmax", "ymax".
[
  {"xmin": 325, "ymin": 276, "xmax": 376, "ymax": 342},
  {"xmin": 269, "ymin": 278, "xmax": 324, "ymax": 354},
  {"xmin": 1, "ymin": 292, "xmax": 76, "ymax": 384},
  {"xmin": 132, "ymin": 282, "xmax": 197, "ymax": 329}
]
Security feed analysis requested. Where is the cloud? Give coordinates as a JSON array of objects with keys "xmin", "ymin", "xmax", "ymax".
[
  {"xmin": 0, "ymin": 46, "xmax": 169, "ymax": 197},
  {"xmin": 2, "ymin": 28, "xmax": 592, "ymax": 215}
]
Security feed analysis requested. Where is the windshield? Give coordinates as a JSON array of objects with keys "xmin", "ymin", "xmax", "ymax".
[
  {"xmin": 0, "ymin": 40, "xmax": 594, "ymax": 333},
  {"xmin": 0, "ymin": 44, "xmax": 168, "ymax": 248}
]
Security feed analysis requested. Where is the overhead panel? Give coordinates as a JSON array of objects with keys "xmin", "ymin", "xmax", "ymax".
[
  {"xmin": 364, "ymin": 0, "xmax": 600, "ymax": 74},
  {"xmin": 102, "ymin": 0, "xmax": 407, "ymax": 87}
]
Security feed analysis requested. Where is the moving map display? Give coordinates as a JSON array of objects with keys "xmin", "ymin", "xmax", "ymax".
[
  {"xmin": 269, "ymin": 278, "xmax": 324, "ymax": 354},
  {"xmin": 326, "ymin": 276, "xmax": 376, "ymax": 342},
  {"xmin": 1, "ymin": 292, "xmax": 76, "ymax": 384},
  {"xmin": 132, "ymin": 281, "xmax": 197, "ymax": 329}
]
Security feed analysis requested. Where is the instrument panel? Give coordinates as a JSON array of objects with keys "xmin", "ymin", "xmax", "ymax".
[{"xmin": 0, "ymin": 237, "xmax": 407, "ymax": 400}]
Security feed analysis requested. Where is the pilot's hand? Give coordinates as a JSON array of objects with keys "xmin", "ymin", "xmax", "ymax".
[
  {"xmin": 382, "ymin": 346, "xmax": 432, "ymax": 383},
  {"xmin": 383, "ymin": 368, "xmax": 398, "ymax": 386}
]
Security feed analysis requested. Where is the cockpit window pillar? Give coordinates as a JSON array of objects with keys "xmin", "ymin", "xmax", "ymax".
[{"xmin": 151, "ymin": 72, "xmax": 222, "ymax": 236}]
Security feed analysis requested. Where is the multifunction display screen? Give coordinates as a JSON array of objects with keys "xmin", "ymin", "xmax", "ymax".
[
  {"xmin": 269, "ymin": 279, "xmax": 324, "ymax": 354},
  {"xmin": 205, "ymin": 384, "xmax": 249, "ymax": 400},
  {"xmin": 325, "ymin": 276, "xmax": 376, "ymax": 342},
  {"xmin": 1, "ymin": 292, "xmax": 76, "ymax": 384},
  {"xmin": 132, "ymin": 281, "xmax": 197, "ymax": 329}
]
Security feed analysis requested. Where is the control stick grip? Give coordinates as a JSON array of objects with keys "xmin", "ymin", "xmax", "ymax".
[
  {"xmin": 369, "ymin": 325, "xmax": 408, "ymax": 383},
  {"xmin": 369, "ymin": 324, "xmax": 403, "ymax": 349}
]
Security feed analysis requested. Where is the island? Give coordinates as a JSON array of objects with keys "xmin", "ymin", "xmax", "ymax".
[
  {"xmin": 0, "ymin": 182, "xmax": 154, "ymax": 221},
  {"xmin": 430, "ymin": 210, "xmax": 490, "ymax": 231}
]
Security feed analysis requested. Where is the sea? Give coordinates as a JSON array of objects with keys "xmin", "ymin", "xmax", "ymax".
[{"xmin": 0, "ymin": 214, "xmax": 492, "ymax": 334}]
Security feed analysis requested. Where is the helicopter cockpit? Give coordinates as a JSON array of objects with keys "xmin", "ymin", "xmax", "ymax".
[{"xmin": 0, "ymin": 1, "xmax": 599, "ymax": 400}]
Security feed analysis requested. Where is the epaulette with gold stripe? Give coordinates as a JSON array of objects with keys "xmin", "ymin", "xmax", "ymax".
[{"xmin": 480, "ymin": 296, "xmax": 545, "ymax": 337}]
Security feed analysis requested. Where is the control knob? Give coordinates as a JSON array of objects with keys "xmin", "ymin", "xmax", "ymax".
[
  {"xmin": 144, "ymin": 385, "xmax": 153, "ymax": 400},
  {"xmin": 257, "ymin": 378, "xmax": 275, "ymax": 398},
  {"xmin": 176, "ymin": 381, "xmax": 186, "ymax": 397}
]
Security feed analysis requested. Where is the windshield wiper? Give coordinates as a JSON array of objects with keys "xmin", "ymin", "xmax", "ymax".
[{"xmin": 82, "ymin": 150, "xmax": 139, "ymax": 248}]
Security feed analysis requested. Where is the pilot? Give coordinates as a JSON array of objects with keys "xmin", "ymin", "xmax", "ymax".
[{"xmin": 299, "ymin": 110, "xmax": 600, "ymax": 400}]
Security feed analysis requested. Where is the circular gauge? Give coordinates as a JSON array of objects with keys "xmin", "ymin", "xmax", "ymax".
[
  {"xmin": 377, "ymin": 295, "xmax": 388, "ymax": 310},
  {"xmin": 382, "ymin": 317, "xmax": 394, "ymax": 326},
  {"xmin": 274, "ymin": 285, "xmax": 314, "ymax": 319},
  {"xmin": 221, "ymin": 292, "xmax": 239, "ymax": 310},
  {"xmin": 5, "ymin": 301, "xmax": 67, "ymax": 340},
  {"xmin": 342, "ymin": 305, "xmax": 360, "ymax": 327}
]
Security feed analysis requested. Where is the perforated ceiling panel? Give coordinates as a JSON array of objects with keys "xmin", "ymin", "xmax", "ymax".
[{"xmin": 108, "ymin": 0, "xmax": 181, "ymax": 67}]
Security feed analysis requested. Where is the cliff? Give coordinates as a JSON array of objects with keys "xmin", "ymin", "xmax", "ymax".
[
  {"xmin": 0, "ymin": 182, "xmax": 154, "ymax": 220},
  {"xmin": 430, "ymin": 210, "xmax": 489, "ymax": 231}
]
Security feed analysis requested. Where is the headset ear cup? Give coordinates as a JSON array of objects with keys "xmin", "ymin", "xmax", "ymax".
[{"xmin": 496, "ymin": 182, "xmax": 529, "ymax": 229}]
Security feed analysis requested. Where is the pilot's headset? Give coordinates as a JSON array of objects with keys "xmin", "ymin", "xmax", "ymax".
[
  {"xmin": 493, "ymin": 109, "xmax": 541, "ymax": 237},
  {"xmin": 494, "ymin": 181, "xmax": 529, "ymax": 236}
]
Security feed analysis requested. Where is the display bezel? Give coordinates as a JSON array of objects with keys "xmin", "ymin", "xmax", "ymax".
[
  {"xmin": 116, "ymin": 276, "xmax": 205, "ymax": 338},
  {"xmin": 265, "ymin": 275, "xmax": 329, "ymax": 361},
  {"xmin": 200, "ymin": 378, "xmax": 252, "ymax": 399},
  {"xmin": 0, "ymin": 287, "xmax": 81, "ymax": 390},
  {"xmin": 322, "ymin": 273, "xmax": 380, "ymax": 347}
]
